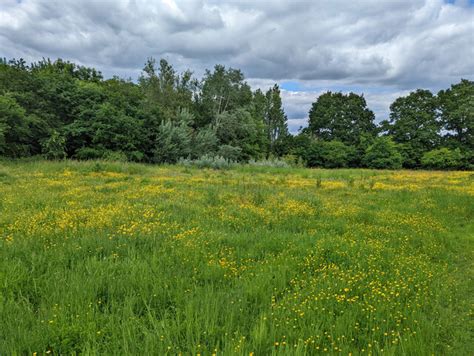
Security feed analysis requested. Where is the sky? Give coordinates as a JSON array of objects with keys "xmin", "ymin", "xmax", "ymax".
[{"xmin": 1, "ymin": 0, "xmax": 473, "ymax": 133}]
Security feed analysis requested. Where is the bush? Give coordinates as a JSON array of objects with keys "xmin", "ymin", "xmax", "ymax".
[
  {"xmin": 282, "ymin": 154, "xmax": 305, "ymax": 168},
  {"xmin": 247, "ymin": 158, "xmax": 290, "ymax": 168},
  {"xmin": 74, "ymin": 147, "xmax": 105, "ymax": 160},
  {"xmin": 41, "ymin": 130, "xmax": 66, "ymax": 160},
  {"xmin": 303, "ymin": 141, "xmax": 355, "ymax": 168},
  {"xmin": 363, "ymin": 137, "xmax": 403, "ymax": 169},
  {"xmin": 217, "ymin": 145, "xmax": 242, "ymax": 161},
  {"xmin": 421, "ymin": 148, "xmax": 462, "ymax": 170},
  {"xmin": 178, "ymin": 155, "xmax": 236, "ymax": 170},
  {"xmin": 192, "ymin": 127, "xmax": 218, "ymax": 158},
  {"xmin": 321, "ymin": 141, "xmax": 355, "ymax": 168},
  {"xmin": 152, "ymin": 120, "xmax": 192, "ymax": 164},
  {"xmin": 303, "ymin": 142, "xmax": 324, "ymax": 167},
  {"xmin": 102, "ymin": 150, "xmax": 128, "ymax": 162}
]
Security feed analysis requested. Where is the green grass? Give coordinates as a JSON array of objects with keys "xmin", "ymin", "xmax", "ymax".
[{"xmin": 0, "ymin": 160, "xmax": 473, "ymax": 355}]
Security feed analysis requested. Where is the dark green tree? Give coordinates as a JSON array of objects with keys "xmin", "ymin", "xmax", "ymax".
[
  {"xmin": 381, "ymin": 89, "xmax": 440, "ymax": 167},
  {"xmin": 438, "ymin": 79, "xmax": 474, "ymax": 150},
  {"xmin": 363, "ymin": 137, "xmax": 403, "ymax": 169},
  {"xmin": 215, "ymin": 108, "xmax": 260, "ymax": 160},
  {"xmin": 196, "ymin": 65, "xmax": 253, "ymax": 127},
  {"xmin": 421, "ymin": 148, "xmax": 463, "ymax": 170},
  {"xmin": 0, "ymin": 94, "xmax": 32, "ymax": 157},
  {"xmin": 139, "ymin": 58, "xmax": 196, "ymax": 121},
  {"xmin": 264, "ymin": 84, "xmax": 289, "ymax": 156},
  {"xmin": 41, "ymin": 130, "xmax": 66, "ymax": 160},
  {"xmin": 308, "ymin": 92, "xmax": 376, "ymax": 148}
]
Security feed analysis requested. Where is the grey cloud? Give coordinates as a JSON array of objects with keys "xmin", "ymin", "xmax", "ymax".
[
  {"xmin": 0, "ymin": 0, "xmax": 472, "ymax": 128},
  {"xmin": 1, "ymin": 0, "xmax": 472, "ymax": 86}
]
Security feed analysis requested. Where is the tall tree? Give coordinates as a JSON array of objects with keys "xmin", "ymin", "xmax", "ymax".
[
  {"xmin": 249, "ymin": 89, "xmax": 269, "ymax": 157},
  {"xmin": 196, "ymin": 65, "xmax": 253, "ymax": 126},
  {"xmin": 381, "ymin": 89, "xmax": 440, "ymax": 167},
  {"xmin": 264, "ymin": 85, "xmax": 289, "ymax": 156},
  {"xmin": 308, "ymin": 92, "xmax": 376, "ymax": 146},
  {"xmin": 438, "ymin": 79, "xmax": 474, "ymax": 150},
  {"xmin": 0, "ymin": 94, "xmax": 32, "ymax": 157},
  {"xmin": 139, "ymin": 58, "xmax": 196, "ymax": 121}
]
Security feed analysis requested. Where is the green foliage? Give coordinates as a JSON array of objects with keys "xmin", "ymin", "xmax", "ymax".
[
  {"xmin": 321, "ymin": 141, "xmax": 355, "ymax": 168},
  {"xmin": 363, "ymin": 137, "xmax": 403, "ymax": 169},
  {"xmin": 438, "ymin": 79, "xmax": 474, "ymax": 150},
  {"xmin": 192, "ymin": 127, "xmax": 218, "ymax": 158},
  {"xmin": 247, "ymin": 158, "xmax": 290, "ymax": 168},
  {"xmin": 178, "ymin": 154, "xmax": 236, "ymax": 169},
  {"xmin": 0, "ymin": 94, "xmax": 32, "ymax": 157},
  {"xmin": 41, "ymin": 130, "xmax": 66, "ymax": 160},
  {"xmin": 217, "ymin": 144, "xmax": 242, "ymax": 161},
  {"xmin": 381, "ymin": 89, "xmax": 440, "ymax": 167},
  {"xmin": 197, "ymin": 64, "xmax": 252, "ymax": 126},
  {"xmin": 0, "ymin": 58, "xmax": 470, "ymax": 170},
  {"xmin": 74, "ymin": 147, "xmax": 106, "ymax": 160},
  {"xmin": 304, "ymin": 140, "xmax": 354, "ymax": 168},
  {"xmin": 152, "ymin": 120, "xmax": 192, "ymax": 163},
  {"xmin": 264, "ymin": 84, "xmax": 289, "ymax": 156},
  {"xmin": 215, "ymin": 109, "xmax": 262, "ymax": 160},
  {"xmin": 421, "ymin": 147, "xmax": 463, "ymax": 170},
  {"xmin": 102, "ymin": 150, "xmax": 129, "ymax": 162},
  {"xmin": 139, "ymin": 58, "xmax": 195, "ymax": 120},
  {"xmin": 308, "ymin": 91, "xmax": 376, "ymax": 147}
]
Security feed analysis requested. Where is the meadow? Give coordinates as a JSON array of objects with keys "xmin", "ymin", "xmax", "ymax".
[{"xmin": 0, "ymin": 160, "xmax": 473, "ymax": 355}]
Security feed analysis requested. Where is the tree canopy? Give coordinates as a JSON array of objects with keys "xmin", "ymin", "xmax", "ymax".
[{"xmin": 0, "ymin": 57, "xmax": 472, "ymax": 170}]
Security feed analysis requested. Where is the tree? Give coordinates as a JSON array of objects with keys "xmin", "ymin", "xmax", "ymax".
[
  {"xmin": 215, "ymin": 108, "xmax": 260, "ymax": 160},
  {"xmin": 1, "ymin": 56, "xmax": 471, "ymax": 169},
  {"xmin": 250, "ymin": 89, "xmax": 269, "ymax": 156},
  {"xmin": 308, "ymin": 92, "xmax": 376, "ymax": 148},
  {"xmin": 381, "ymin": 89, "xmax": 440, "ymax": 167},
  {"xmin": 192, "ymin": 127, "xmax": 218, "ymax": 158},
  {"xmin": 438, "ymin": 79, "xmax": 474, "ymax": 150},
  {"xmin": 363, "ymin": 137, "xmax": 403, "ymax": 169},
  {"xmin": 139, "ymin": 58, "xmax": 196, "ymax": 121},
  {"xmin": 421, "ymin": 148, "xmax": 463, "ymax": 170},
  {"xmin": 152, "ymin": 119, "xmax": 193, "ymax": 164},
  {"xmin": 0, "ymin": 94, "xmax": 31, "ymax": 157},
  {"xmin": 264, "ymin": 84, "xmax": 289, "ymax": 156},
  {"xmin": 196, "ymin": 65, "xmax": 253, "ymax": 127},
  {"xmin": 41, "ymin": 130, "xmax": 66, "ymax": 160},
  {"xmin": 321, "ymin": 141, "xmax": 355, "ymax": 168},
  {"xmin": 302, "ymin": 140, "xmax": 354, "ymax": 168}
]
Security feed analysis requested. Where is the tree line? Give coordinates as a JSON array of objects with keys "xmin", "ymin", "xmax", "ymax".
[{"xmin": 0, "ymin": 58, "xmax": 472, "ymax": 169}]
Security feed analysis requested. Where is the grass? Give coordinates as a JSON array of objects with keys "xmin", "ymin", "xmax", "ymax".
[{"xmin": 0, "ymin": 160, "xmax": 473, "ymax": 355}]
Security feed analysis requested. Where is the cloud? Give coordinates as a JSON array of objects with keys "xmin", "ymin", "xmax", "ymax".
[{"xmin": 0, "ymin": 0, "xmax": 472, "ymax": 130}]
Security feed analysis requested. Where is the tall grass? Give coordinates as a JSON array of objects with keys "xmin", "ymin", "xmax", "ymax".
[{"xmin": 0, "ymin": 161, "xmax": 472, "ymax": 354}]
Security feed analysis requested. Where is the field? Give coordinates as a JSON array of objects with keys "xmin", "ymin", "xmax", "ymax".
[{"xmin": 0, "ymin": 161, "xmax": 473, "ymax": 355}]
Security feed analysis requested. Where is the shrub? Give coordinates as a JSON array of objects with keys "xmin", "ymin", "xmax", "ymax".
[
  {"xmin": 421, "ymin": 148, "xmax": 462, "ymax": 170},
  {"xmin": 41, "ymin": 130, "xmax": 66, "ymax": 160},
  {"xmin": 153, "ymin": 120, "xmax": 192, "ymax": 163},
  {"xmin": 363, "ymin": 137, "xmax": 403, "ymax": 169},
  {"xmin": 192, "ymin": 127, "xmax": 218, "ymax": 158},
  {"xmin": 178, "ymin": 155, "xmax": 236, "ymax": 170},
  {"xmin": 217, "ymin": 145, "xmax": 242, "ymax": 161},
  {"xmin": 102, "ymin": 150, "xmax": 128, "ymax": 162},
  {"xmin": 74, "ymin": 147, "xmax": 105, "ymax": 160},
  {"xmin": 247, "ymin": 158, "xmax": 290, "ymax": 168},
  {"xmin": 304, "ymin": 142, "xmax": 324, "ymax": 167},
  {"xmin": 321, "ymin": 141, "xmax": 355, "ymax": 168},
  {"xmin": 304, "ymin": 141, "xmax": 355, "ymax": 168},
  {"xmin": 282, "ymin": 154, "xmax": 305, "ymax": 167},
  {"xmin": 126, "ymin": 150, "xmax": 145, "ymax": 162}
]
